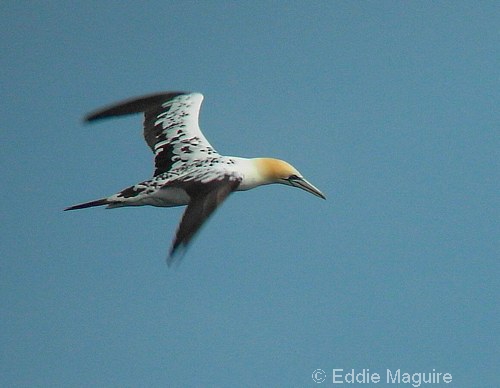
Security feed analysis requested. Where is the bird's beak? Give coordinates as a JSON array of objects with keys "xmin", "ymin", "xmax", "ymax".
[{"xmin": 291, "ymin": 178, "xmax": 326, "ymax": 199}]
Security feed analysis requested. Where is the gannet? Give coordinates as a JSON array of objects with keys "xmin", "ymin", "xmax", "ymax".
[{"xmin": 65, "ymin": 92, "xmax": 325, "ymax": 265}]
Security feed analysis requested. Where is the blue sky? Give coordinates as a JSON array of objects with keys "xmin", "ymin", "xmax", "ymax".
[{"xmin": 1, "ymin": 2, "xmax": 498, "ymax": 387}]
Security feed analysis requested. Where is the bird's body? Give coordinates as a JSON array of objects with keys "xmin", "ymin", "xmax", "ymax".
[{"xmin": 66, "ymin": 92, "xmax": 325, "ymax": 264}]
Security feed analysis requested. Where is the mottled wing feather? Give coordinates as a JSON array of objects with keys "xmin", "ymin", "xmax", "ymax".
[
  {"xmin": 84, "ymin": 92, "xmax": 219, "ymax": 177},
  {"xmin": 167, "ymin": 175, "xmax": 241, "ymax": 266},
  {"xmin": 148, "ymin": 93, "xmax": 218, "ymax": 176}
]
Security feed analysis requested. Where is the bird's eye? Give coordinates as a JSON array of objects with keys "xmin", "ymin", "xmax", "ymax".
[{"xmin": 288, "ymin": 174, "xmax": 300, "ymax": 181}]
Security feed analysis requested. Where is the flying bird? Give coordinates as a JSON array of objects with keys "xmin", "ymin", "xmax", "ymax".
[{"xmin": 65, "ymin": 92, "xmax": 325, "ymax": 265}]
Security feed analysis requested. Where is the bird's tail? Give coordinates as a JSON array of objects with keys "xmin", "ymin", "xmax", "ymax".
[{"xmin": 64, "ymin": 198, "xmax": 109, "ymax": 211}]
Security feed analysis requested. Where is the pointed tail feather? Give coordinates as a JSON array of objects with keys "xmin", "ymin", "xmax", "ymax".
[{"xmin": 64, "ymin": 198, "xmax": 109, "ymax": 211}]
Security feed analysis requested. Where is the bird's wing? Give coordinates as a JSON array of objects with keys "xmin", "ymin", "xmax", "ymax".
[
  {"xmin": 167, "ymin": 173, "xmax": 242, "ymax": 266},
  {"xmin": 85, "ymin": 92, "xmax": 218, "ymax": 176}
]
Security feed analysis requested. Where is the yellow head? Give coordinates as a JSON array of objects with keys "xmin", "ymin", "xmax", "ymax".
[{"xmin": 254, "ymin": 158, "xmax": 326, "ymax": 199}]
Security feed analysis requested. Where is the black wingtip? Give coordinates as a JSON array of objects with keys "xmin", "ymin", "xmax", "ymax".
[
  {"xmin": 83, "ymin": 91, "xmax": 190, "ymax": 123},
  {"xmin": 167, "ymin": 244, "xmax": 188, "ymax": 268}
]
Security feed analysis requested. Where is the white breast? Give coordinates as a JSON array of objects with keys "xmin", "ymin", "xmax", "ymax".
[{"xmin": 146, "ymin": 187, "xmax": 191, "ymax": 207}]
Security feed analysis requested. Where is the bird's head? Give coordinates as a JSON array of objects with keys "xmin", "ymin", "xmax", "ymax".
[{"xmin": 255, "ymin": 158, "xmax": 326, "ymax": 199}]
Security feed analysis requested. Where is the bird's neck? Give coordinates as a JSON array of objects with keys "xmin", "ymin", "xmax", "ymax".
[{"xmin": 231, "ymin": 157, "xmax": 274, "ymax": 190}]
